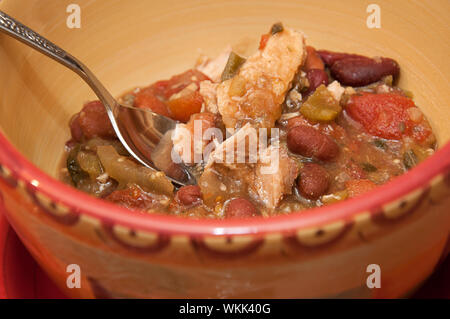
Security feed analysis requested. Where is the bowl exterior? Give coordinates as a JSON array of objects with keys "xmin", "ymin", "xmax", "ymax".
[{"xmin": 0, "ymin": 156, "xmax": 449, "ymax": 298}]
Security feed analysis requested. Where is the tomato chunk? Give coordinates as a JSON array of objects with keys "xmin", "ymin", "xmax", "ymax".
[
  {"xmin": 346, "ymin": 93, "xmax": 432, "ymax": 141},
  {"xmin": 259, "ymin": 34, "xmax": 270, "ymax": 50},
  {"xmin": 106, "ymin": 184, "xmax": 159, "ymax": 211},
  {"xmin": 133, "ymin": 69, "xmax": 209, "ymax": 121},
  {"xmin": 167, "ymin": 90, "xmax": 203, "ymax": 122},
  {"xmin": 304, "ymin": 46, "xmax": 325, "ymax": 71},
  {"xmin": 160, "ymin": 69, "xmax": 210, "ymax": 99},
  {"xmin": 346, "ymin": 179, "xmax": 377, "ymax": 198},
  {"xmin": 133, "ymin": 89, "xmax": 170, "ymax": 116}
]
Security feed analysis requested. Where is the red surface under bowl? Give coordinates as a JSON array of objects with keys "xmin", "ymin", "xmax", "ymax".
[
  {"xmin": 0, "ymin": 208, "xmax": 448, "ymax": 299},
  {"xmin": 0, "ymin": 210, "xmax": 66, "ymax": 299}
]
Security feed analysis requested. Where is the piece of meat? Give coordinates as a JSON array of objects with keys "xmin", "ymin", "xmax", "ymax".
[
  {"xmin": 217, "ymin": 27, "xmax": 305, "ymax": 129},
  {"xmin": 205, "ymin": 123, "xmax": 258, "ymax": 168},
  {"xmin": 199, "ymin": 80, "xmax": 219, "ymax": 114},
  {"xmin": 171, "ymin": 112, "xmax": 219, "ymax": 165},
  {"xmin": 195, "ymin": 46, "xmax": 232, "ymax": 83},
  {"xmin": 250, "ymin": 145, "xmax": 298, "ymax": 210},
  {"xmin": 200, "ymin": 126, "xmax": 298, "ymax": 210}
]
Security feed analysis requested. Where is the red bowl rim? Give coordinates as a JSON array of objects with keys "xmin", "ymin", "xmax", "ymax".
[{"xmin": 0, "ymin": 130, "xmax": 449, "ymax": 236}]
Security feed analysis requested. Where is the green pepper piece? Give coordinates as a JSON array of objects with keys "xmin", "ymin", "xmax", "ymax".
[
  {"xmin": 97, "ymin": 145, "xmax": 174, "ymax": 196},
  {"xmin": 403, "ymin": 150, "xmax": 418, "ymax": 170},
  {"xmin": 362, "ymin": 162, "xmax": 378, "ymax": 172},
  {"xmin": 300, "ymin": 85, "xmax": 342, "ymax": 122},
  {"xmin": 221, "ymin": 52, "xmax": 246, "ymax": 82},
  {"xmin": 67, "ymin": 145, "xmax": 89, "ymax": 186}
]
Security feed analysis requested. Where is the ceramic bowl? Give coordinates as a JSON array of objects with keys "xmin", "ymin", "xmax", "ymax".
[{"xmin": 0, "ymin": 0, "xmax": 449, "ymax": 298}]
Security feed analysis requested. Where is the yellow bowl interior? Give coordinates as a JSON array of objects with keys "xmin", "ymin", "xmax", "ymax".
[{"xmin": 0, "ymin": 0, "xmax": 449, "ymax": 177}]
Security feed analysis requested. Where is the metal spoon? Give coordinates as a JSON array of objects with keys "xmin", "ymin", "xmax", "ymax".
[{"xmin": 0, "ymin": 10, "xmax": 195, "ymax": 186}]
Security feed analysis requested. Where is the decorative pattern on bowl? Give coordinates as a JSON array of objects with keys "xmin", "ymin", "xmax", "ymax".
[{"xmin": 0, "ymin": 0, "xmax": 449, "ymax": 298}]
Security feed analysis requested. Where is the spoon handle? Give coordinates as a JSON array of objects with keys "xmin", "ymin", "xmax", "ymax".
[{"xmin": 0, "ymin": 10, "xmax": 117, "ymax": 115}]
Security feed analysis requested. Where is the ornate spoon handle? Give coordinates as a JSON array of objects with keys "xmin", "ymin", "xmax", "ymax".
[{"xmin": 0, "ymin": 10, "xmax": 117, "ymax": 114}]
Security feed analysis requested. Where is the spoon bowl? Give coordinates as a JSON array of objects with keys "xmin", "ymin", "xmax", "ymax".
[{"xmin": 114, "ymin": 104, "xmax": 195, "ymax": 184}]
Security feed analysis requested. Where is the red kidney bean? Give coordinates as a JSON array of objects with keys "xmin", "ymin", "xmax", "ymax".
[
  {"xmin": 78, "ymin": 101, "xmax": 116, "ymax": 139},
  {"xmin": 69, "ymin": 113, "xmax": 83, "ymax": 142},
  {"xmin": 175, "ymin": 185, "xmax": 202, "ymax": 206},
  {"xmin": 330, "ymin": 57, "xmax": 400, "ymax": 87},
  {"xmin": 304, "ymin": 46, "xmax": 325, "ymax": 71},
  {"xmin": 316, "ymin": 50, "xmax": 370, "ymax": 66},
  {"xmin": 297, "ymin": 163, "xmax": 330, "ymax": 199},
  {"xmin": 287, "ymin": 116, "xmax": 307, "ymax": 131},
  {"xmin": 287, "ymin": 125, "xmax": 339, "ymax": 161},
  {"xmin": 305, "ymin": 69, "xmax": 329, "ymax": 95},
  {"xmin": 225, "ymin": 198, "xmax": 258, "ymax": 218}
]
